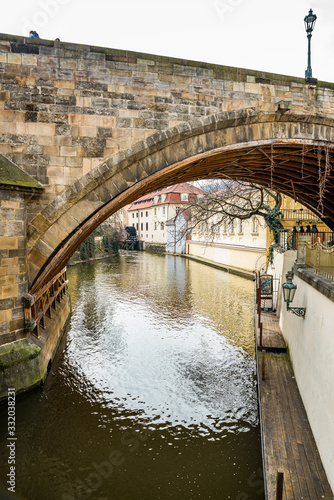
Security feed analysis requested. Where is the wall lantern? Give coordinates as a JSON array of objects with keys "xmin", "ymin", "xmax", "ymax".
[
  {"xmin": 304, "ymin": 8, "xmax": 317, "ymax": 84},
  {"xmin": 282, "ymin": 271, "xmax": 306, "ymax": 318}
]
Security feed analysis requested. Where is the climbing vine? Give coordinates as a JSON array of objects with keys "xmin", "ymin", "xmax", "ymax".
[{"xmin": 263, "ymin": 204, "xmax": 283, "ymax": 244}]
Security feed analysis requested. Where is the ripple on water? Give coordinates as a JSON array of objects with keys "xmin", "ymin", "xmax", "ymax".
[{"xmin": 64, "ymin": 256, "xmax": 258, "ymax": 441}]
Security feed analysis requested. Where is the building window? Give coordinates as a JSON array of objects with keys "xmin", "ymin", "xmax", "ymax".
[
  {"xmin": 181, "ymin": 193, "xmax": 188, "ymax": 202},
  {"xmin": 154, "ymin": 208, "xmax": 157, "ymax": 215},
  {"xmin": 136, "ymin": 223, "xmax": 138, "ymax": 230},
  {"xmin": 146, "ymin": 223, "xmax": 148, "ymax": 230},
  {"xmin": 252, "ymin": 216, "xmax": 259, "ymax": 234},
  {"xmin": 136, "ymin": 212, "xmax": 138, "ymax": 218},
  {"xmin": 229, "ymin": 221, "xmax": 234, "ymax": 234},
  {"xmin": 141, "ymin": 212, "xmax": 143, "ymax": 218},
  {"xmin": 141, "ymin": 223, "xmax": 143, "ymax": 230},
  {"xmin": 154, "ymin": 222, "xmax": 157, "ymax": 230},
  {"xmin": 132, "ymin": 213, "xmax": 134, "ymax": 219},
  {"xmin": 163, "ymin": 207, "xmax": 165, "ymax": 215},
  {"xmin": 238, "ymin": 219, "xmax": 243, "ymax": 234},
  {"xmin": 222, "ymin": 222, "xmax": 227, "ymax": 234},
  {"xmin": 161, "ymin": 222, "xmax": 164, "ymax": 230},
  {"xmin": 146, "ymin": 211, "xmax": 148, "ymax": 217}
]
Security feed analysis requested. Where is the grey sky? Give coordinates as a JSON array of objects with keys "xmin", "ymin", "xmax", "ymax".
[{"xmin": 1, "ymin": 0, "xmax": 334, "ymax": 83}]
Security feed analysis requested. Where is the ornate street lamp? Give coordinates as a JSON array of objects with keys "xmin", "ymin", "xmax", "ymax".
[
  {"xmin": 304, "ymin": 8, "xmax": 317, "ymax": 84},
  {"xmin": 282, "ymin": 271, "xmax": 306, "ymax": 318}
]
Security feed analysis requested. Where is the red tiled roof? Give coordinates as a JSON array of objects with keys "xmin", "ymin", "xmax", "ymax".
[{"xmin": 128, "ymin": 182, "xmax": 205, "ymax": 210}]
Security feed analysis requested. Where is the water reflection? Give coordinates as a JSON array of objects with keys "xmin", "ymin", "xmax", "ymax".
[{"xmin": 0, "ymin": 252, "xmax": 264, "ymax": 500}]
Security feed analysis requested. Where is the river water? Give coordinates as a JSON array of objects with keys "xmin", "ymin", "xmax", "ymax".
[{"xmin": 0, "ymin": 253, "xmax": 264, "ymax": 500}]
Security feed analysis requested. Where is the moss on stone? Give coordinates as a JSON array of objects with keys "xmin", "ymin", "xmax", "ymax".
[
  {"xmin": 0, "ymin": 154, "xmax": 44, "ymax": 190},
  {"xmin": 0, "ymin": 339, "xmax": 44, "ymax": 401},
  {"xmin": 0, "ymin": 340, "xmax": 41, "ymax": 371}
]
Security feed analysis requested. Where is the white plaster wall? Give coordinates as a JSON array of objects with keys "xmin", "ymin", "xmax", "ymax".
[
  {"xmin": 280, "ymin": 266, "xmax": 334, "ymax": 491},
  {"xmin": 268, "ymin": 250, "xmax": 296, "ymax": 313},
  {"xmin": 187, "ymin": 241, "xmax": 265, "ymax": 272}
]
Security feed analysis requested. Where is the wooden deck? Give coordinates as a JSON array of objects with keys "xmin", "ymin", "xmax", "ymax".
[{"xmin": 256, "ymin": 311, "xmax": 333, "ymax": 500}]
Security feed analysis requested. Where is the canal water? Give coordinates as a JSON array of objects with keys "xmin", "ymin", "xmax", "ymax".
[{"xmin": 0, "ymin": 253, "xmax": 264, "ymax": 500}]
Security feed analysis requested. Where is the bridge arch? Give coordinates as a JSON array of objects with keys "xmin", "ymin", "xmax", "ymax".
[{"xmin": 28, "ymin": 108, "xmax": 334, "ymax": 293}]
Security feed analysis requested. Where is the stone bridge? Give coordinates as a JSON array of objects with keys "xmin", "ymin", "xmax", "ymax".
[{"xmin": 1, "ymin": 33, "xmax": 334, "ymax": 347}]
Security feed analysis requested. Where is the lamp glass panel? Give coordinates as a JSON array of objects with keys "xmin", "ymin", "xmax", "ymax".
[
  {"xmin": 283, "ymin": 285, "xmax": 290, "ymax": 302},
  {"xmin": 289, "ymin": 286, "xmax": 296, "ymax": 303}
]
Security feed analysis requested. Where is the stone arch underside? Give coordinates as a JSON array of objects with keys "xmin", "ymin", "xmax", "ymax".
[{"xmin": 27, "ymin": 109, "xmax": 334, "ymax": 293}]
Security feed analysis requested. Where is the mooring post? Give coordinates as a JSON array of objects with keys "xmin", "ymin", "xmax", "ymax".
[
  {"xmin": 276, "ymin": 469, "xmax": 284, "ymax": 500},
  {"xmin": 262, "ymin": 350, "xmax": 266, "ymax": 381}
]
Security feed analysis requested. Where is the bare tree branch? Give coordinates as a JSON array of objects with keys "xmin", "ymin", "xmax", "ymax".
[{"xmin": 172, "ymin": 180, "xmax": 282, "ymax": 243}]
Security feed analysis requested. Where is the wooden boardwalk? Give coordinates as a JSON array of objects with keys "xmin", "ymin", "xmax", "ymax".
[{"xmin": 256, "ymin": 311, "xmax": 333, "ymax": 500}]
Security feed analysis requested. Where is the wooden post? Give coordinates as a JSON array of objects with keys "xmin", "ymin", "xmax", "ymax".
[
  {"xmin": 259, "ymin": 322, "xmax": 263, "ymax": 346},
  {"xmin": 262, "ymin": 350, "xmax": 266, "ymax": 381},
  {"xmin": 258, "ymin": 286, "xmax": 261, "ymax": 328},
  {"xmin": 276, "ymin": 469, "xmax": 284, "ymax": 500}
]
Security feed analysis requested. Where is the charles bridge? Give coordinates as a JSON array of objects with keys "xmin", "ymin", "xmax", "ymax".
[
  {"xmin": 1, "ymin": 32, "xmax": 334, "ymax": 499},
  {"xmin": 0, "ymin": 32, "xmax": 334, "ymax": 375}
]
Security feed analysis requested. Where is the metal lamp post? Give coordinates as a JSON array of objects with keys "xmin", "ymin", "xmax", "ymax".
[
  {"xmin": 282, "ymin": 271, "xmax": 306, "ymax": 318},
  {"xmin": 304, "ymin": 8, "xmax": 317, "ymax": 84}
]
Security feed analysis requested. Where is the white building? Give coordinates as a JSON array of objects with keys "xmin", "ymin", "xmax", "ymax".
[{"xmin": 127, "ymin": 183, "xmax": 205, "ymax": 245}]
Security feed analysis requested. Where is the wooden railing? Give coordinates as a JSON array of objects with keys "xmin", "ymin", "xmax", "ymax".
[{"xmin": 24, "ymin": 268, "xmax": 68, "ymax": 337}]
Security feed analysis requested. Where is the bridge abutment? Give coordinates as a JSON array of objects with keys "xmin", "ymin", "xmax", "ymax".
[
  {"xmin": 0, "ymin": 187, "xmax": 29, "ymax": 344},
  {"xmin": 0, "ymin": 160, "xmax": 71, "ymax": 401}
]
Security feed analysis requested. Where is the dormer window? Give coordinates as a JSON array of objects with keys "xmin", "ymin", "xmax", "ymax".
[{"xmin": 181, "ymin": 193, "xmax": 188, "ymax": 202}]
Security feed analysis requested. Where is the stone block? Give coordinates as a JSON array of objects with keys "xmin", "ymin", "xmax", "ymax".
[
  {"xmin": 6, "ymin": 266, "xmax": 20, "ymax": 276},
  {"xmin": 22, "ymin": 55, "xmax": 37, "ymax": 66},
  {"xmin": 60, "ymin": 146, "xmax": 77, "ymax": 157},
  {"xmin": 1, "ymin": 201, "xmax": 20, "ymax": 209},
  {"xmin": 2, "ymin": 284, "xmax": 18, "ymax": 299},
  {"xmin": 6, "ymin": 222, "xmax": 24, "ymax": 237},
  {"xmin": 7, "ymin": 54, "xmax": 22, "ymax": 65},
  {"xmin": 28, "ymin": 248, "xmax": 47, "ymax": 269},
  {"xmin": 44, "ymin": 145, "xmax": 60, "ymax": 156},
  {"xmin": 0, "ymin": 309, "xmax": 11, "ymax": 323},
  {"xmin": 54, "ymin": 79, "xmax": 75, "ymax": 89},
  {"xmin": 76, "ymin": 97, "xmax": 92, "ymax": 107},
  {"xmin": 78, "ymin": 126, "xmax": 97, "ymax": 137},
  {"xmin": 0, "ymin": 298, "xmax": 14, "ymax": 310},
  {"xmin": 0, "ymin": 237, "xmax": 17, "ymax": 250},
  {"xmin": 0, "ymin": 275, "xmax": 16, "ymax": 286},
  {"xmin": 37, "ymin": 135, "xmax": 54, "ymax": 148},
  {"xmin": 82, "ymin": 158, "xmax": 92, "ymax": 174},
  {"xmin": 1, "ymin": 257, "xmax": 19, "ymax": 267},
  {"xmin": 54, "ymin": 136, "xmax": 72, "ymax": 146}
]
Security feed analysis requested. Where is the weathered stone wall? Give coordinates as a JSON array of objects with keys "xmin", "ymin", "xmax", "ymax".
[
  {"xmin": 0, "ymin": 188, "xmax": 28, "ymax": 344},
  {"xmin": 0, "ymin": 292, "xmax": 70, "ymax": 401},
  {"xmin": 1, "ymin": 33, "xmax": 334, "ymax": 223}
]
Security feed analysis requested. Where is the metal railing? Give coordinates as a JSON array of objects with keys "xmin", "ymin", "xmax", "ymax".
[
  {"xmin": 280, "ymin": 209, "xmax": 322, "ymax": 222},
  {"xmin": 305, "ymin": 239, "xmax": 334, "ymax": 278},
  {"xmin": 279, "ymin": 229, "xmax": 334, "ymax": 251},
  {"xmin": 24, "ymin": 268, "xmax": 68, "ymax": 337}
]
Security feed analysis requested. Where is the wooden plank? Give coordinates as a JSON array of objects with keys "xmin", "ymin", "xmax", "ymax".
[{"xmin": 258, "ymin": 317, "xmax": 333, "ymax": 500}]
